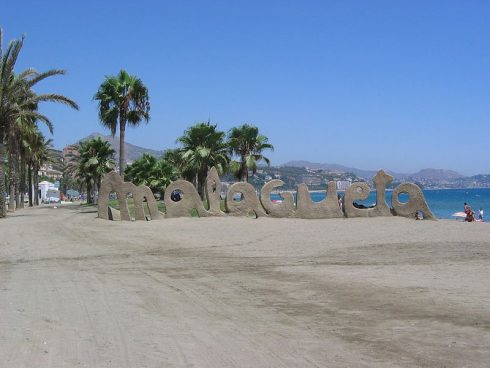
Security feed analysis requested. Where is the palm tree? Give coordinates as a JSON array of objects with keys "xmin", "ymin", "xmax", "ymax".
[
  {"xmin": 17, "ymin": 116, "xmax": 38, "ymax": 208},
  {"xmin": 125, "ymin": 153, "xmax": 180, "ymax": 196},
  {"xmin": 28, "ymin": 133, "xmax": 54, "ymax": 206},
  {"xmin": 177, "ymin": 122, "xmax": 229, "ymax": 198},
  {"xmin": 162, "ymin": 148, "xmax": 194, "ymax": 183},
  {"xmin": 0, "ymin": 30, "xmax": 24, "ymax": 217},
  {"xmin": 94, "ymin": 70, "xmax": 150, "ymax": 179},
  {"xmin": 77, "ymin": 137, "xmax": 116, "ymax": 203},
  {"xmin": 228, "ymin": 124, "xmax": 274, "ymax": 182},
  {"xmin": 0, "ymin": 29, "xmax": 78, "ymax": 215}
]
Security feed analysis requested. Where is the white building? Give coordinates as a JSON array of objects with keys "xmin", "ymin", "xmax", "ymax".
[
  {"xmin": 39, "ymin": 181, "xmax": 56, "ymax": 202},
  {"xmin": 336, "ymin": 180, "xmax": 352, "ymax": 191}
]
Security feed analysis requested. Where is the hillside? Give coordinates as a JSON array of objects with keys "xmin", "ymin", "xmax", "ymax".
[
  {"xmin": 76, "ymin": 133, "xmax": 164, "ymax": 163},
  {"xmin": 281, "ymin": 161, "xmax": 406, "ymax": 180},
  {"xmin": 279, "ymin": 160, "xmax": 489, "ymax": 188},
  {"xmin": 410, "ymin": 168, "xmax": 464, "ymax": 181}
]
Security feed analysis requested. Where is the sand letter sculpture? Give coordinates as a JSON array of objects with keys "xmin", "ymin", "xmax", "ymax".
[
  {"xmin": 344, "ymin": 170, "xmax": 393, "ymax": 218},
  {"xmin": 260, "ymin": 180, "xmax": 343, "ymax": 219},
  {"xmin": 98, "ymin": 168, "xmax": 436, "ymax": 221},
  {"xmin": 98, "ymin": 172, "xmax": 161, "ymax": 221}
]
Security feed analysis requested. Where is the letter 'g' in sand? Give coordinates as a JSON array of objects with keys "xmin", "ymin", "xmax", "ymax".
[{"xmin": 260, "ymin": 180, "xmax": 296, "ymax": 217}]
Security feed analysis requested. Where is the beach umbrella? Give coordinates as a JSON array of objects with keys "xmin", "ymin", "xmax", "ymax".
[
  {"xmin": 66, "ymin": 189, "xmax": 80, "ymax": 197},
  {"xmin": 451, "ymin": 212, "xmax": 466, "ymax": 218}
]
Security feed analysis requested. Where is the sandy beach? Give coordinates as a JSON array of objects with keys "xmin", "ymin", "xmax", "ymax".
[{"xmin": 0, "ymin": 204, "xmax": 489, "ymax": 367}]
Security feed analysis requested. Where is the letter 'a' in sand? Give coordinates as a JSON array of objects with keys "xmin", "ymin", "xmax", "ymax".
[
  {"xmin": 392, "ymin": 183, "xmax": 436, "ymax": 220},
  {"xmin": 296, "ymin": 181, "xmax": 343, "ymax": 219},
  {"xmin": 344, "ymin": 170, "xmax": 393, "ymax": 218},
  {"xmin": 260, "ymin": 180, "xmax": 295, "ymax": 217},
  {"xmin": 226, "ymin": 182, "xmax": 267, "ymax": 217},
  {"xmin": 164, "ymin": 180, "xmax": 209, "ymax": 218}
]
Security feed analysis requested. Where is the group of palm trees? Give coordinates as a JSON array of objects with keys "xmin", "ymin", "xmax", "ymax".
[
  {"xmin": 65, "ymin": 137, "xmax": 116, "ymax": 204},
  {"xmin": 71, "ymin": 119, "xmax": 274, "ymax": 202},
  {"xmin": 124, "ymin": 122, "xmax": 274, "ymax": 199},
  {"xmin": 0, "ymin": 29, "xmax": 78, "ymax": 218},
  {"xmin": 1, "ymin": 28, "xmax": 274, "ymax": 216}
]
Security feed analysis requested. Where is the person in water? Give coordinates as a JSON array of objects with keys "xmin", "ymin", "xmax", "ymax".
[{"xmin": 478, "ymin": 208, "xmax": 484, "ymax": 221}]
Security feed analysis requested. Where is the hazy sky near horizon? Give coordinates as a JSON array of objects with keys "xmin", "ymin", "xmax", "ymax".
[{"xmin": 2, "ymin": 0, "xmax": 489, "ymax": 175}]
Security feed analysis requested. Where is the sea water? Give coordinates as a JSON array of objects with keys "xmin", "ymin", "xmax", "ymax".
[{"xmin": 271, "ymin": 188, "xmax": 490, "ymax": 220}]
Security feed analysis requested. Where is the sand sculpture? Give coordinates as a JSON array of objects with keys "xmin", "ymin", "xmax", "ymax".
[
  {"xmin": 205, "ymin": 167, "xmax": 226, "ymax": 216},
  {"xmin": 98, "ymin": 167, "xmax": 436, "ymax": 221},
  {"xmin": 225, "ymin": 182, "xmax": 267, "ymax": 217},
  {"xmin": 392, "ymin": 183, "xmax": 436, "ymax": 220},
  {"xmin": 98, "ymin": 171, "xmax": 161, "ymax": 221},
  {"xmin": 259, "ymin": 179, "xmax": 343, "ymax": 218},
  {"xmin": 344, "ymin": 170, "xmax": 393, "ymax": 218}
]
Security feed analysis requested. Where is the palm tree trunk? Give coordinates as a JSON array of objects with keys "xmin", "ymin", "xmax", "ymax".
[
  {"xmin": 119, "ymin": 117, "xmax": 126, "ymax": 179},
  {"xmin": 20, "ymin": 153, "xmax": 26, "ymax": 209},
  {"xmin": 198, "ymin": 172, "xmax": 205, "ymax": 200},
  {"xmin": 8, "ymin": 151, "xmax": 16, "ymax": 212},
  {"xmin": 87, "ymin": 181, "xmax": 92, "ymax": 204},
  {"xmin": 96, "ymin": 177, "xmax": 102, "ymax": 204},
  {"xmin": 0, "ymin": 128, "xmax": 6, "ymax": 218},
  {"xmin": 34, "ymin": 165, "xmax": 39, "ymax": 206},
  {"xmin": 15, "ymin": 152, "xmax": 21, "ymax": 209},
  {"xmin": 240, "ymin": 156, "xmax": 247, "ymax": 182},
  {"xmin": 28, "ymin": 164, "xmax": 33, "ymax": 207}
]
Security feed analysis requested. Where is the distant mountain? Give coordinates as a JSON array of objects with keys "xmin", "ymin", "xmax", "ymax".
[
  {"xmin": 280, "ymin": 160, "xmax": 465, "ymax": 182},
  {"xmin": 281, "ymin": 160, "xmax": 407, "ymax": 180},
  {"xmin": 410, "ymin": 168, "xmax": 464, "ymax": 181},
  {"xmin": 75, "ymin": 133, "xmax": 164, "ymax": 163}
]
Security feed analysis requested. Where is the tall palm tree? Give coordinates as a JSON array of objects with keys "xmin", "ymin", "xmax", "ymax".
[
  {"xmin": 77, "ymin": 137, "xmax": 116, "ymax": 203},
  {"xmin": 17, "ymin": 116, "xmax": 38, "ymax": 208},
  {"xmin": 0, "ymin": 29, "xmax": 78, "ymax": 215},
  {"xmin": 94, "ymin": 70, "xmax": 150, "ymax": 179},
  {"xmin": 177, "ymin": 122, "xmax": 229, "ymax": 198},
  {"xmin": 20, "ymin": 122, "xmax": 41, "ymax": 207},
  {"xmin": 0, "ymin": 29, "xmax": 23, "ymax": 217},
  {"xmin": 29, "ymin": 133, "xmax": 53, "ymax": 206},
  {"xmin": 228, "ymin": 124, "xmax": 274, "ymax": 182}
]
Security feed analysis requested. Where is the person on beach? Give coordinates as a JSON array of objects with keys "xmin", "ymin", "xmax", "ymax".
[
  {"xmin": 478, "ymin": 208, "xmax": 483, "ymax": 221},
  {"xmin": 464, "ymin": 202, "xmax": 475, "ymax": 222}
]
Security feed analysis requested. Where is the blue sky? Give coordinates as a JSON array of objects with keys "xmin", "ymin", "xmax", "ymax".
[{"xmin": 2, "ymin": 0, "xmax": 489, "ymax": 175}]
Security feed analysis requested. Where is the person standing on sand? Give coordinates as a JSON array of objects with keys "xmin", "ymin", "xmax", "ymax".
[{"xmin": 478, "ymin": 208, "xmax": 483, "ymax": 221}]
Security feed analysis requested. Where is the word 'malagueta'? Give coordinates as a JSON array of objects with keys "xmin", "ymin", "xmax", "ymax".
[{"xmin": 98, "ymin": 167, "xmax": 435, "ymax": 221}]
